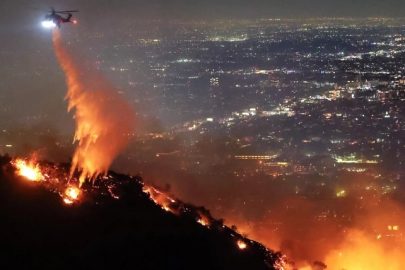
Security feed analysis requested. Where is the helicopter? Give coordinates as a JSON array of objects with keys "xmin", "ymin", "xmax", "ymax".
[{"xmin": 34, "ymin": 7, "xmax": 79, "ymax": 28}]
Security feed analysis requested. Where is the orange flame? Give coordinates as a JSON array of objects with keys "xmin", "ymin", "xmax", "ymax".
[
  {"xmin": 63, "ymin": 186, "xmax": 81, "ymax": 205},
  {"xmin": 65, "ymin": 187, "xmax": 80, "ymax": 200},
  {"xmin": 196, "ymin": 211, "xmax": 212, "ymax": 227},
  {"xmin": 52, "ymin": 30, "xmax": 134, "ymax": 186},
  {"xmin": 12, "ymin": 159, "xmax": 44, "ymax": 181}
]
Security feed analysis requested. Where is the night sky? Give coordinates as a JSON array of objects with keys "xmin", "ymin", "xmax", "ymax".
[{"xmin": 2, "ymin": 0, "xmax": 405, "ymax": 24}]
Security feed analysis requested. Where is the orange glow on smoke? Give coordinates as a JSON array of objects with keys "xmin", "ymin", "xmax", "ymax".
[
  {"xmin": 52, "ymin": 30, "xmax": 134, "ymax": 186},
  {"xmin": 12, "ymin": 159, "xmax": 44, "ymax": 181},
  {"xmin": 322, "ymin": 230, "xmax": 404, "ymax": 270},
  {"xmin": 296, "ymin": 229, "xmax": 405, "ymax": 270},
  {"xmin": 237, "ymin": 240, "xmax": 247, "ymax": 250}
]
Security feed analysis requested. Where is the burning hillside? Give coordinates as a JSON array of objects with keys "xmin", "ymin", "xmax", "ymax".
[
  {"xmin": 0, "ymin": 29, "xmax": 294, "ymax": 270},
  {"xmin": 0, "ymin": 155, "xmax": 289, "ymax": 269}
]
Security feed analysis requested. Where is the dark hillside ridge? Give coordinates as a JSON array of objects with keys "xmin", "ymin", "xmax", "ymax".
[{"xmin": 0, "ymin": 155, "xmax": 281, "ymax": 270}]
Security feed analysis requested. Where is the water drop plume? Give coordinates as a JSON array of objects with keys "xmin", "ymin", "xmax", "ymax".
[{"xmin": 53, "ymin": 30, "xmax": 134, "ymax": 186}]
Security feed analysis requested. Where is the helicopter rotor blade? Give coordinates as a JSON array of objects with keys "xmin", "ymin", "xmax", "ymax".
[
  {"xmin": 30, "ymin": 7, "xmax": 79, "ymax": 14},
  {"xmin": 30, "ymin": 7, "xmax": 49, "ymax": 12},
  {"xmin": 55, "ymin": 10, "xmax": 79, "ymax": 13}
]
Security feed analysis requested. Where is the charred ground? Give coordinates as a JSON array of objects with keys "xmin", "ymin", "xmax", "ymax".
[{"xmin": 0, "ymin": 155, "xmax": 280, "ymax": 270}]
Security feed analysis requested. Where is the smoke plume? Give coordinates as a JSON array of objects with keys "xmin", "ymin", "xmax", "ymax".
[{"xmin": 52, "ymin": 30, "xmax": 134, "ymax": 185}]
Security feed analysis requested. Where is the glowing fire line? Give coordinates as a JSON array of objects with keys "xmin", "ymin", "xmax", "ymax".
[{"xmin": 11, "ymin": 158, "xmax": 81, "ymax": 205}]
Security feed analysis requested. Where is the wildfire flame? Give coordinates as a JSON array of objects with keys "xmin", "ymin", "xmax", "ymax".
[
  {"xmin": 12, "ymin": 158, "xmax": 44, "ymax": 181},
  {"xmin": 197, "ymin": 219, "xmax": 207, "ymax": 226},
  {"xmin": 65, "ymin": 186, "xmax": 80, "ymax": 200},
  {"xmin": 196, "ymin": 211, "xmax": 212, "ymax": 227},
  {"xmin": 52, "ymin": 30, "xmax": 134, "ymax": 186},
  {"xmin": 62, "ymin": 186, "xmax": 81, "ymax": 205},
  {"xmin": 274, "ymin": 255, "xmax": 293, "ymax": 270}
]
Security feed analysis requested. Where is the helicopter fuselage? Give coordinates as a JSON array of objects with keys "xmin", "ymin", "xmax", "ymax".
[{"xmin": 44, "ymin": 12, "xmax": 73, "ymax": 28}]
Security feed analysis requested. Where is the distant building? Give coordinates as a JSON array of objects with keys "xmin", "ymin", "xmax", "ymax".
[{"xmin": 210, "ymin": 77, "xmax": 219, "ymax": 87}]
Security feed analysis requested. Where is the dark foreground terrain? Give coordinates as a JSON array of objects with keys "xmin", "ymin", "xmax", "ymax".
[{"xmin": 0, "ymin": 155, "xmax": 280, "ymax": 270}]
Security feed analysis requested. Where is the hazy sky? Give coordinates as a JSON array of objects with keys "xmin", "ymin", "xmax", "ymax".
[{"xmin": 1, "ymin": 0, "xmax": 405, "ymax": 25}]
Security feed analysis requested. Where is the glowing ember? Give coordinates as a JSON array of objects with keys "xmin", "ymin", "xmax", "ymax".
[
  {"xmin": 63, "ymin": 198, "xmax": 74, "ymax": 204},
  {"xmin": 108, "ymin": 187, "xmax": 119, "ymax": 199},
  {"xmin": 12, "ymin": 159, "xmax": 44, "ymax": 181},
  {"xmin": 197, "ymin": 219, "xmax": 206, "ymax": 226},
  {"xmin": 237, "ymin": 240, "xmax": 247, "ymax": 250}
]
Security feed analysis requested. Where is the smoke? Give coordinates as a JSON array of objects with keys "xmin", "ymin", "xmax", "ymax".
[
  {"xmin": 323, "ymin": 229, "xmax": 404, "ymax": 270},
  {"xmin": 298, "ymin": 228, "xmax": 405, "ymax": 270},
  {"xmin": 0, "ymin": 123, "xmax": 73, "ymax": 163},
  {"xmin": 52, "ymin": 30, "xmax": 134, "ymax": 185},
  {"xmin": 317, "ymin": 198, "xmax": 405, "ymax": 270}
]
